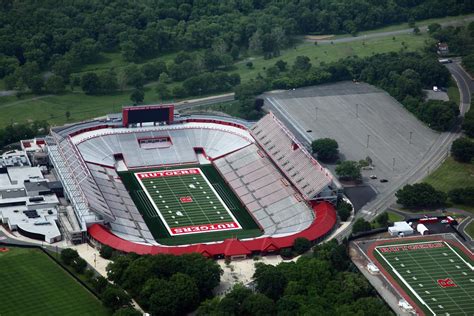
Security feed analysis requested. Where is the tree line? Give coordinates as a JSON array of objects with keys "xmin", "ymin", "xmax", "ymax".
[
  {"xmin": 198, "ymin": 240, "xmax": 392, "ymax": 316},
  {"xmin": 105, "ymin": 252, "xmax": 221, "ymax": 316},
  {"xmin": 0, "ymin": 0, "xmax": 471, "ymax": 91}
]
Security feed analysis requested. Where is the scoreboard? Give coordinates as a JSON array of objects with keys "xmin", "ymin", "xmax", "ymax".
[{"xmin": 122, "ymin": 105, "xmax": 174, "ymax": 126}]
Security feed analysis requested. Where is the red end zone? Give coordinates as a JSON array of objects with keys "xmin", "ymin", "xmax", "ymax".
[
  {"xmin": 171, "ymin": 222, "xmax": 240, "ymax": 235},
  {"xmin": 377, "ymin": 242, "xmax": 444, "ymax": 253}
]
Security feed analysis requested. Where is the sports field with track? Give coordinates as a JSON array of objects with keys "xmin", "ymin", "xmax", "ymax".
[
  {"xmin": 0, "ymin": 247, "xmax": 108, "ymax": 316},
  {"xmin": 373, "ymin": 239, "xmax": 474, "ymax": 315},
  {"xmin": 120, "ymin": 164, "xmax": 262, "ymax": 245}
]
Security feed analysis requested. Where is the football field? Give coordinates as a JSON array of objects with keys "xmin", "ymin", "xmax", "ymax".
[
  {"xmin": 375, "ymin": 240, "xmax": 474, "ymax": 315},
  {"xmin": 135, "ymin": 167, "xmax": 242, "ymax": 236}
]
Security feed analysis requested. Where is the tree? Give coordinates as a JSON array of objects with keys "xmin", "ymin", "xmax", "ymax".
[
  {"xmin": 81, "ymin": 72, "xmax": 100, "ymax": 95},
  {"xmin": 101, "ymin": 285, "xmax": 132, "ymax": 312},
  {"xmin": 448, "ymin": 187, "xmax": 474, "ymax": 205},
  {"xmin": 293, "ymin": 237, "xmax": 311, "ymax": 254},
  {"xmin": 275, "ymin": 60, "xmax": 287, "ymax": 72},
  {"xmin": 100, "ymin": 245, "xmax": 114, "ymax": 259},
  {"xmin": 112, "ymin": 307, "xmax": 141, "ymax": 316},
  {"xmin": 124, "ymin": 65, "xmax": 144, "ymax": 88},
  {"xmin": 241, "ymin": 293, "xmax": 275, "ymax": 316},
  {"xmin": 375, "ymin": 212, "xmax": 389, "ymax": 226},
  {"xmin": 395, "ymin": 183, "xmax": 447, "ymax": 209},
  {"xmin": 130, "ymin": 89, "xmax": 144, "ymax": 105},
  {"xmin": 280, "ymin": 248, "xmax": 293, "ymax": 259},
  {"xmin": 352, "ymin": 218, "xmax": 371, "ymax": 234},
  {"xmin": 98, "ymin": 70, "xmax": 118, "ymax": 93},
  {"xmin": 413, "ymin": 26, "xmax": 420, "ymax": 35},
  {"xmin": 293, "ymin": 56, "xmax": 311, "ymax": 72},
  {"xmin": 71, "ymin": 257, "xmax": 88, "ymax": 274},
  {"xmin": 335, "ymin": 161, "xmax": 361, "ymax": 181},
  {"xmin": 451, "ymin": 137, "xmax": 474, "ymax": 163},
  {"xmin": 428, "ymin": 23, "xmax": 442, "ymax": 34},
  {"xmin": 337, "ymin": 199, "xmax": 352, "ymax": 221},
  {"xmin": 156, "ymin": 82, "xmax": 171, "ymax": 100},
  {"xmin": 311, "ymin": 138, "xmax": 339, "ymax": 162},
  {"xmin": 92, "ymin": 276, "xmax": 109, "ymax": 295},
  {"xmin": 254, "ymin": 265, "xmax": 287, "ymax": 300},
  {"xmin": 28, "ymin": 76, "xmax": 44, "ymax": 94},
  {"xmin": 60, "ymin": 248, "xmax": 79, "ymax": 265},
  {"xmin": 45, "ymin": 75, "xmax": 65, "ymax": 93}
]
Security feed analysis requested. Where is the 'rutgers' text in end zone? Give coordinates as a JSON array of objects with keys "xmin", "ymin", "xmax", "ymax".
[
  {"xmin": 171, "ymin": 222, "xmax": 240, "ymax": 235},
  {"xmin": 137, "ymin": 168, "xmax": 200, "ymax": 179}
]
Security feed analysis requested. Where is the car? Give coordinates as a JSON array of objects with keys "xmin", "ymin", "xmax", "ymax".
[
  {"xmin": 369, "ymin": 175, "xmax": 377, "ymax": 179},
  {"xmin": 380, "ymin": 179, "xmax": 388, "ymax": 183},
  {"xmin": 306, "ymin": 129, "xmax": 312, "ymax": 133}
]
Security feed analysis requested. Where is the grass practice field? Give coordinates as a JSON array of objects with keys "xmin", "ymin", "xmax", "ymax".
[
  {"xmin": 120, "ymin": 164, "xmax": 261, "ymax": 245},
  {"xmin": 0, "ymin": 247, "xmax": 108, "ymax": 316},
  {"xmin": 374, "ymin": 240, "xmax": 474, "ymax": 315}
]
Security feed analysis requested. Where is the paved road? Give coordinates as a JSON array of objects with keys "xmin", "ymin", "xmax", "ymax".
[
  {"xmin": 315, "ymin": 16, "xmax": 474, "ymax": 45},
  {"xmin": 446, "ymin": 60, "xmax": 473, "ymax": 115}
]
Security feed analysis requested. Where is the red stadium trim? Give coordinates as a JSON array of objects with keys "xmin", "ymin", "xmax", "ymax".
[{"xmin": 88, "ymin": 201, "xmax": 336, "ymax": 257}]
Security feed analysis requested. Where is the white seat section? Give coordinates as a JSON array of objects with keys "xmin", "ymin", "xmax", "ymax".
[
  {"xmin": 214, "ymin": 144, "xmax": 314, "ymax": 235},
  {"xmin": 75, "ymin": 124, "xmax": 253, "ymax": 168},
  {"xmin": 85, "ymin": 163, "xmax": 156, "ymax": 245},
  {"xmin": 250, "ymin": 113, "xmax": 334, "ymax": 200}
]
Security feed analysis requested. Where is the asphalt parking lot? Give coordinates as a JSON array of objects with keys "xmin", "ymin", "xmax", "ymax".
[{"xmin": 264, "ymin": 82, "xmax": 439, "ymax": 196}]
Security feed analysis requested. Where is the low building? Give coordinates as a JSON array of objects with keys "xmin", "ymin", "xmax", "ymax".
[
  {"xmin": 388, "ymin": 221, "xmax": 414, "ymax": 237},
  {"xmin": 0, "ymin": 162, "xmax": 61, "ymax": 243},
  {"xmin": 417, "ymin": 223, "xmax": 429, "ymax": 235},
  {"xmin": 437, "ymin": 42, "xmax": 449, "ymax": 55}
]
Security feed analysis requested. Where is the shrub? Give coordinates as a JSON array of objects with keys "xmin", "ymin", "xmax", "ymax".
[
  {"xmin": 60, "ymin": 248, "xmax": 79, "ymax": 265},
  {"xmin": 293, "ymin": 237, "xmax": 312, "ymax": 254}
]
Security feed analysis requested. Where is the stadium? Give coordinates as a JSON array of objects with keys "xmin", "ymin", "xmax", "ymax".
[{"xmin": 46, "ymin": 105, "xmax": 341, "ymax": 258}]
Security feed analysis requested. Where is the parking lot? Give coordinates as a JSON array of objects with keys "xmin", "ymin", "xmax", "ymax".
[{"xmin": 264, "ymin": 82, "xmax": 439, "ymax": 196}]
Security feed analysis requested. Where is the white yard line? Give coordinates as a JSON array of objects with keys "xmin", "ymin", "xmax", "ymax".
[{"xmin": 376, "ymin": 247, "xmax": 437, "ymax": 316}]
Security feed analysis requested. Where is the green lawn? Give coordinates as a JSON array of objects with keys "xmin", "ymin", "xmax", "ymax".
[
  {"xmin": 466, "ymin": 220, "xmax": 474, "ymax": 239},
  {"xmin": 337, "ymin": 13, "xmax": 474, "ymax": 38},
  {"xmin": 447, "ymin": 78, "xmax": 461, "ymax": 105},
  {"xmin": 372, "ymin": 211, "xmax": 405, "ymax": 228},
  {"xmin": 0, "ymin": 247, "xmax": 108, "ymax": 316},
  {"xmin": 188, "ymin": 100, "xmax": 244, "ymax": 118},
  {"xmin": 233, "ymin": 33, "xmax": 431, "ymax": 82},
  {"xmin": 424, "ymin": 157, "xmax": 474, "ymax": 192}
]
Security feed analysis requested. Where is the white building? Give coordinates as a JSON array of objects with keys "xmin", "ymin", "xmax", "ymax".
[
  {"xmin": 0, "ymin": 156, "xmax": 61, "ymax": 243},
  {"xmin": 388, "ymin": 221, "xmax": 414, "ymax": 237}
]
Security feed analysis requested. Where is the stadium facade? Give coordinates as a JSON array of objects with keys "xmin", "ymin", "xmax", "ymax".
[{"xmin": 46, "ymin": 105, "xmax": 341, "ymax": 257}]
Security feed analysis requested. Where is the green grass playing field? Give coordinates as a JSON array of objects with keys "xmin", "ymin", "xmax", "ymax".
[
  {"xmin": 120, "ymin": 164, "xmax": 262, "ymax": 245},
  {"xmin": 135, "ymin": 167, "xmax": 240, "ymax": 235},
  {"xmin": 0, "ymin": 247, "xmax": 108, "ymax": 316},
  {"xmin": 375, "ymin": 240, "xmax": 474, "ymax": 315}
]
